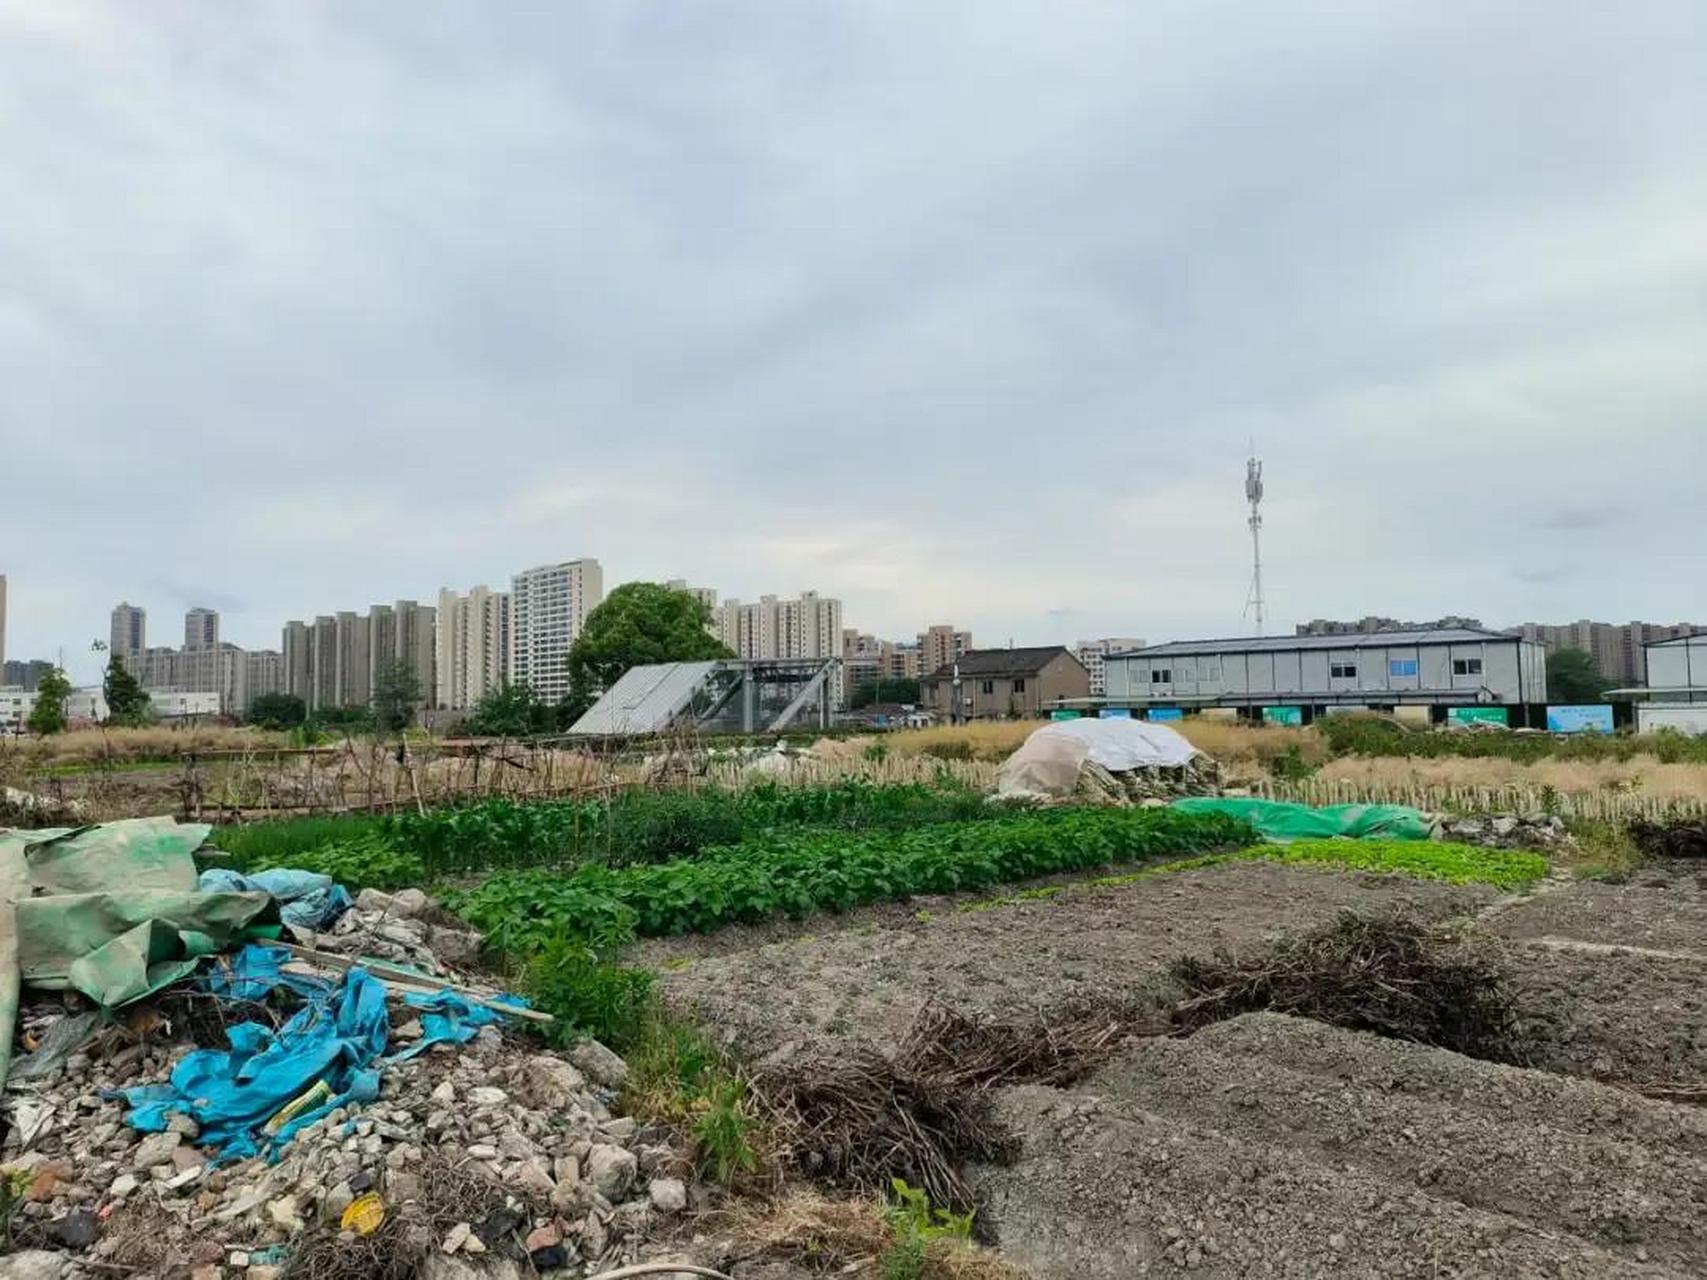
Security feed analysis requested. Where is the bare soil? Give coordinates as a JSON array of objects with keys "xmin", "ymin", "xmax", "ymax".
[
  {"xmin": 976, "ymin": 1012, "xmax": 1707, "ymax": 1278},
  {"xmin": 655, "ymin": 863, "xmax": 1497, "ymax": 1061}
]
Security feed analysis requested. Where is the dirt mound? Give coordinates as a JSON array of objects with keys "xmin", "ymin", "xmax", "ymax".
[
  {"xmin": 975, "ymin": 1012, "xmax": 1707, "ymax": 1278},
  {"xmin": 1631, "ymin": 820, "xmax": 1707, "ymax": 859}
]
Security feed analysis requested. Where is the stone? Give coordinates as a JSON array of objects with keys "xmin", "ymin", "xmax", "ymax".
[
  {"xmin": 648, "ymin": 1177, "xmax": 687, "ymax": 1214},
  {"xmin": 189, "ymin": 1266, "xmax": 220, "ymax": 1280},
  {"xmin": 497, "ymin": 1129, "xmax": 536, "ymax": 1160},
  {"xmin": 391, "ymin": 888, "xmax": 430, "ymax": 917},
  {"xmin": 249, "ymin": 1269, "xmax": 281, "ymax": 1280},
  {"xmin": 24, "ymin": 1160, "xmax": 72, "ymax": 1203},
  {"xmin": 393, "ymin": 1019, "xmax": 424, "ymax": 1042},
  {"xmin": 427, "ymin": 927, "xmax": 482, "ymax": 967},
  {"xmin": 429, "ymin": 1081, "xmax": 456, "ymax": 1106},
  {"xmin": 441, "ymin": 1223, "xmax": 472, "ymax": 1254},
  {"xmin": 57, "ymin": 1209, "xmax": 99, "ymax": 1250},
  {"xmin": 566, "ymin": 1038, "xmax": 629, "ymax": 1090},
  {"xmin": 230, "ymin": 1252, "xmax": 251, "ymax": 1268},
  {"xmin": 1492, "ymin": 816, "xmax": 1520, "ymax": 836},
  {"xmin": 460, "ymin": 1230, "xmax": 487, "ymax": 1256},
  {"xmin": 355, "ymin": 888, "xmax": 398, "ymax": 915},
  {"xmin": 601, "ymin": 1116, "xmax": 636, "ymax": 1141},
  {"xmin": 580, "ymin": 1211, "xmax": 608, "ymax": 1260},
  {"xmin": 131, "ymin": 1131, "xmax": 182, "ymax": 1170},
  {"xmin": 267, "ymin": 1194, "xmax": 304, "ymax": 1233},
  {"xmin": 517, "ymin": 1056, "xmax": 587, "ymax": 1111},
  {"xmin": 525, "ymin": 1223, "xmax": 562, "ymax": 1253},
  {"xmin": 166, "ymin": 1112, "xmax": 202, "ymax": 1139},
  {"xmin": 467, "ymin": 1144, "xmax": 499, "ymax": 1161},
  {"xmin": 172, "ymin": 1145, "xmax": 207, "ymax": 1172},
  {"xmin": 321, "ymin": 1182, "xmax": 354, "ymax": 1224},
  {"xmin": 0, "ymin": 1254, "xmax": 65, "ymax": 1280},
  {"xmin": 584, "ymin": 1144, "xmax": 637, "ymax": 1200},
  {"xmin": 468, "ymin": 1086, "xmax": 508, "ymax": 1107},
  {"xmin": 552, "ymin": 1155, "xmax": 580, "ymax": 1187},
  {"xmin": 511, "ymin": 1160, "xmax": 555, "ymax": 1202}
]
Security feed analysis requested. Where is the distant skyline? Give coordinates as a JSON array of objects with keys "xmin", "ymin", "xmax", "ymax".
[{"xmin": 2, "ymin": 3, "xmax": 1703, "ymax": 684}]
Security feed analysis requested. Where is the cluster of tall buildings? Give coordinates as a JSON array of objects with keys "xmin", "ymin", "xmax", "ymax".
[
  {"xmin": 839, "ymin": 624, "xmax": 973, "ymax": 692},
  {"xmin": 282, "ymin": 559, "xmax": 603, "ymax": 712},
  {"xmin": 109, "ymin": 602, "xmax": 285, "ymax": 715},
  {"xmin": 1507, "ymin": 620, "xmax": 1703, "ymax": 687}
]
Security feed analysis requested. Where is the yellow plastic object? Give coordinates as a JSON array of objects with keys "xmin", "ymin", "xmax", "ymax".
[
  {"xmin": 262, "ymin": 1080, "xmax": 333, "ymax": 1136},
  {"xmin": 341, "ymin": 1192, "xmax": 386, "ymax": 1235}
]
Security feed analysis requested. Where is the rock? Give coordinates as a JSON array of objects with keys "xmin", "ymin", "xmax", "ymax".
[
  {"xmin": 355, "ymin": 888, "xmax": 398, "ymax": 915},
  {"xmin": 429, "ymin": 1081, "xmax": 456, "ymax": 1106},
  {"xmin": 24, "ymin": 1159, "xmax": 72, "ymax": 1203},
  {"xmin": 1492, "ymin": 816, "xmax": 1520, "ymax": 837},
  {"xmin": 601, "ymin": 1116, "xmax": 637, "ymax": 1142},
  {"xmin": 468, "ymin": 1086, "xmax": 508, "ymax": 1107},
  {"xmin": 584, "ymin": 1144, "xmax": 637, "ymax": 1199},
  {"xmin": 229, "ymin": 1252, "xmax": 251, "ymax": 1268},
  {"xmin": 322, "ymin": 1181, "xmax": 354, "ymax": 1224},
  {"xmin": 511, "ymin": 1160, "xmax": 556, "ymax": 1202},
  {"xmin": 553, "ymin": 1155, "xmax": 580, "ymax": 1187},
  {"xmin": 566, "ymin": 1039, "xmax": 629, "ymax": 1090},
  {"xmin": 441, "ymin": 1223, "xmax": 472, "ymax": 1254},
  {"xmin": 172, "ymin": 1145, "xmax": 207, "ymax": 1172},
  {"xmin": 420, "ymin": 1258, "xmax": 522, "ymax": 1280},
  {"xmin": 0, "ymin": 1252, "xmax": 65, "ymax": 1280},
  {"xmin": 427, "ymin": 927, "xmax": 482, "ymax": 967},
  {"xmin": 525, "ymin": 1222, "xmax": 562, "ymax": 1253},
  {"xmin": 518, "ymin": 1056, "xmax": 588, "ymax": 1111},
  {"xmin": 648, "ymin": 1177, "xmax": 687, "ymax": 1214},
  {"xmin": 57, "ymin": 1209, "xmax": 99, "ymax": 1249},
  {"xmin": 189, "ymin": 1266, "xmax": 220, "ymax": 1280},
  {"xmin": 581, "ymin": 1210, "xmax": 608, "ymax": 1260},
  {"xmin": 249, "ymin": 1269, "xmax": 281, "ymax": 1280},
  {"xmin": 393, "ymin": 1019, "xmax": 424, "ymax": 1042},
  {"xmin": 267, "ymin": 1194, "xmax": 304, "ymax": 1233},
  {"xmin": 467, "ymin": 1144, "xmax": 499, "ymax": 1161},
  {"xmin": 131, "ymin": 1131, "xmax": 182, "ymax": 1171},
  {"xmin": 390, "ymin": 888, "xmax": 430, "ymax": 917},
  {"xmin": 166, "ymin": 1112, "xmax": 202, "ymax": 1139}
]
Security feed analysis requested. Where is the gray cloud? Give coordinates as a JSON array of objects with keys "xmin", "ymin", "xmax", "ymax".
[
  {"xmin": 1534, "ymin": 507, "xmax": 1630, "ymax": 533},
  {"xmin": 1, "ymin": 1, "xmax": 1704, "ymax": 683}
]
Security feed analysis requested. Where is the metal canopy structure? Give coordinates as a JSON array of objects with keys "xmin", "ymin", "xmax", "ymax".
[{"xmin": 568, "ymin": 658, "xmax": 839, "ymax": 737}]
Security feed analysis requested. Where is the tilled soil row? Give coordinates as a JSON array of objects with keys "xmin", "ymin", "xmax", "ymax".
[{"xmin": 975, "ymin": 1012, "xmax": 1705, "ymax": 1278}]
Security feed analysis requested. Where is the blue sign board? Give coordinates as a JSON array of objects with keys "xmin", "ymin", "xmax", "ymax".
[
  {"xmin": 1547, "ymin": 704, "xmax": 1614, "ymax": 734},
  {"xmin": 1146, "ymin": 707, "xmax": 1184, "ymax": 721},
  {"xmin": 1098, "ymin": 707, "xmax": 1133, "ymax": 719},
  {"xmin": 1262, "ymin": 706, "xmax": 1305, "ymax": 726}
]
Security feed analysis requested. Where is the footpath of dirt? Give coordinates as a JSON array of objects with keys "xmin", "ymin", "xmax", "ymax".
[
  {"xmin": 975, "ymin": 1012, "xmax": 1707, "ymax": 1279},
  {"xmin": 656, "ymin": 862, "xmax": 1497, "ymax": 1059},
  {"xmin": 1485, "ymin": 859, "xmax": 1707, "ymax": 953}
]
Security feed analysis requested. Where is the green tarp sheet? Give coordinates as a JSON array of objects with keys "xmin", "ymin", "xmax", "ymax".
[
  {"xmin": 1169, "ymin": 797, "xmax": 1437, "ymax": 843},
  {"xmin": 0, "ymin": 816, "xmax": 278, "ymax": 1089}
]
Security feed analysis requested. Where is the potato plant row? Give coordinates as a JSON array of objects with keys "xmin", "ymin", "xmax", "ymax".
[{"xmin": 448, "ymin": 807, "xmax": 1256, "ymax": 951}]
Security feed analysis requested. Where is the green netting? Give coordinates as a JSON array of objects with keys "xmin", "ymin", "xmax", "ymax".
[{"xmin": 1169, "ymin": 797, "xmax": 1437, "ymax": 843}]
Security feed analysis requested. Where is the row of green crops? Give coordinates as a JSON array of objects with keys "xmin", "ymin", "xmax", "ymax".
[
  {"xmin": 446, "ymin": 807, "xmax": 1257, "ymax": 953},
  {"xmin": 216, "ymin": 780, "xmax": 1010, "ymax": 883},
  {"xmin": 1319, "ymin": 714, "xmax": 1707, "ymax": 764}
]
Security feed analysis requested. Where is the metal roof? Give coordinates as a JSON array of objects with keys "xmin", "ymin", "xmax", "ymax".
[
  {"xmin": 567, "ymin": 661, "xmax": 720, "ymax": 736},
  {"xmin": 1115, "ymin": 628, "xmax": 1526, "ymax": 659},
  {"xmin": 922, "ymin": 646, "xmax": 1076, "ymax": 680}
]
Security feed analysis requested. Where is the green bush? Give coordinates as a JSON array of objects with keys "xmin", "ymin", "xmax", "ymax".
[
  {"xmin": 1318, "ymin": 713, "xmax": 1707, "ymax": 765},
  {"xmin": 214, "ymin": 813, "xmax": 390, "ymax": 869},
  {"xmin": 447, "ymin": 808, "xmax": 1255, "ymax": 946},
  {"xmin": 525, "ymin": 911, "xmax": 655, "ymax": 1051},
  {"xmin": 254, "ymin": 834, "xmax": 426, "ymax": 892}
]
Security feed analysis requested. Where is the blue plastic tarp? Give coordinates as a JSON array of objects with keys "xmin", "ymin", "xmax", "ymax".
[
  {"xmin": 197, "ymin": 868, "xmax": 353, "ymax": 931},
  {"xmin": 124, "ymin": 961, "xmax": 388, "ymax": 1163},
  {"xmin": 122, "ymin": 946, "xmax": 531, "ymax": 1163}
]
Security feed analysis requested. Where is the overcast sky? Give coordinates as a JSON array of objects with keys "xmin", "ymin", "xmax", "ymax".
[{"xmin": 2, "ymin": 2, "xmax": 1703, "ymax": 682}]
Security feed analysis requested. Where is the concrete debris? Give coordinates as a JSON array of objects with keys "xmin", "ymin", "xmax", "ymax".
[
  {"xmin": 1072, "ymin": 756, "xmax": 1223, "ymax": 806},
  {"xmin": 1439, "ymin": 811, "xmax": 1570, "ymax": 849},
  {"xmin": 2, "ymin": 916, "xmax": 675, "ymax": 1278}
]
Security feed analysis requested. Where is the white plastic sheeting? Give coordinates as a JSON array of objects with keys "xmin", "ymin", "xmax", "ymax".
[{"xmin": 996, "ymin": 718, "xmax": 1200, "ymax": 800}]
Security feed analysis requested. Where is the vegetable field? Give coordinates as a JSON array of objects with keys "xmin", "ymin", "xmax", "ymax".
[{"xmin": 447, "ymin": 806, "xmax": 1256, "ymax": 953}]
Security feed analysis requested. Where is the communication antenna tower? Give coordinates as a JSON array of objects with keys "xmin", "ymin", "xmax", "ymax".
[{"xmin": 1243, "ymin": 453, "xmax": 1266, "ymax": 635}]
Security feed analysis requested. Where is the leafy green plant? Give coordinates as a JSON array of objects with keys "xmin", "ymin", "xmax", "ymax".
[
  {"xmin": 449, "ymin": 808, "xmax": 1255, "ymax": 946},
  {"xmin": 0, "ymin": 1165, "xmax": 31, "ymax": 1250},
  {"xmin": 692, "ymin": 1079, "xmax": 760, "ymax": 1184},
  {"xmin": 214, "ymin": 813, "xmax": 391, "ymax": 868},
  {"xmin": 881, "ymin": 1178, "xmax": 974, "ymax": 1279},
  {"xmin": 1268, "ymin": 743, "xmax": 1317, "ymax": 782},
  {"xmin": 247, "ymin": 834, "xmax": 427, "ymax": 892},
  {"xmin": 526, "ymin": 913, "xmax": 655, "ymax": 1051}
]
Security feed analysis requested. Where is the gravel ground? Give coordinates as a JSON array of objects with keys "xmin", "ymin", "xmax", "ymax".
[
  {"xmin": 975, "ymin": 1013, "xmax": 1707, "ymax": 1278},
  {"xmin": 656, "ymin": 862, "xmax": 1496, "ymax": 1059},
  {"xmin": 1484, "ymin": 859, "xmax": 1707, "ymax": 954}
]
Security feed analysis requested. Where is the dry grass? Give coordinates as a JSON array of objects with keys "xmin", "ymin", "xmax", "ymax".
[
  {"xmin": 712, "ymin": 1190, "xmax": 1024, "ymax": 1279},
  {"xmin": 883, "ymin": 722, "xmax": 1036, "ymax": 761},
  {"xmin": 1313, "ymin": 754, "xmax": 1707, "ymax": 804},
  {"xmin": 0, "ymin": 724, "xmax": 286, "ymax": 768}
]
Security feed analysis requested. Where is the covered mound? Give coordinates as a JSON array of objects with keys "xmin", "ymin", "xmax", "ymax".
[{"xmin": 996, "ymin": 719, "xmax": 1219, "ymax": 803}]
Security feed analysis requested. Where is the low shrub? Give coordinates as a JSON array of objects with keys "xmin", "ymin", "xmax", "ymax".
[
  {"xmin": 525, "ymin": 912, "xmax": 655, "ymax": 1051},
  {"xmin": 221, "ymin": 832, "xmax": 425, "ymax": 893},
  {"xmin": 214, "ymin": 813, "xmax": 390, "ymax": 869}
]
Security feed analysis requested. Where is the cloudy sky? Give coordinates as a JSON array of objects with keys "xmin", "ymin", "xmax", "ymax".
[{"xmin": 2, "ymin": 1, "xmax": 1703, "ymax": 681}]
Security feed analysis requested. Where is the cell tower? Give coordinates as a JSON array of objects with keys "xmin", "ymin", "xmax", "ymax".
[{"xmin": 1243, "ymin": 453, "xmax": 1266, "ymax": 635}]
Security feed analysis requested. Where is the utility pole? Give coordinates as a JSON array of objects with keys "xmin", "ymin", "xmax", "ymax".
[{"xmin": 1244, "ymin": 454, "xmax": 1266, "ymax": 636}]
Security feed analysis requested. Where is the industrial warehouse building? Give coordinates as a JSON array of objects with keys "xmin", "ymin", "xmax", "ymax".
[
  {"xmin": 1100, "ymin": 628, "xmax": 1548, "ymax": 723},
  {"xmin": 1620, "ymin": 635, "xmax": 1707, "ymax": 735}
]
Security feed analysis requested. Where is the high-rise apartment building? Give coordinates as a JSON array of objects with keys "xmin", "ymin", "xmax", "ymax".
[
  {"xmin": 245, "ymin": 650, "xmax": 284, "ymax": 706},
  {"xmin": 510, "ymin": 559, "xmax": 603, "ymax": 703},
  {"xmin": 665, "ymin": 580, "xmax": 719, "ymax": 613},
  {"xmin": 366, "ymin": 600, "xmax": 435, "ymax": 703},
  {"xmin": 436, "ymin": 586, "xmax": 511, "ymax": 710},
  {"xmin": 711, "ymin": 590, "xmax": 844, "ymax": 704},
  {"xmin": 282, "ymin": 621, "xmax": 311, "ymax": 703},
  {"xmin": 1509, "ymin": 620, "xmax": 1704, "ymax": 686},
  {"xmin": 310, "ymin": 616, "xmax": 339, "ymax": 710},
  {"xmin": 1074, "ymin": 637, "xmax": 1148, "ymax": 697},
  {"xmin": 110, "ymin": 603, "xmax": 146, "ymax": 662},
  {"xmin": 184, "ymin": 607, "xmax": 219, "ymax": 651},
  {"xmin": 918, "ymin": 625, "xmax": 974, "ymax": 677}
]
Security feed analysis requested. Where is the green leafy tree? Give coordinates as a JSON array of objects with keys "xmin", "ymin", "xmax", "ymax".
[
  {"xmin": 248, "ymin": 692, "xmax": 307, "ymax": 730},
  {"xmin": 26, "ymin": 667, "xmax": 72, "ymax": 735},
  {"xmin": 851, "ymin": 677, "xmax": 922, "ymax": 708},
  {"xmin": 102, "ymin": 655, "xmax": 153, "ymax": 726},
  {"xmin": 564, "ymin": 582, "xmax": 733, "ymax": 721},
  {"xmin": 312, "ymin": 704, "xmax": 377, "ymax": 733},
  {"xmin": 1547, "ymin": 648, "xmax": 1613, "ymax": 704},
  {"xmin": 372, "ymin": 660, "xmax": 422, "ymax": 733},
  {"xmin": 462, "ymin": 681, "xmax": 557, "ymax": 737}
]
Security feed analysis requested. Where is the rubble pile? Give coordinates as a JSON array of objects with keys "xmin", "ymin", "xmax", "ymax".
[
  {"xmin": 4, "ymin": 1014, "xmax": 680, "ymax": 1278},
  {"xmin": 0, "ymin": 823, "xmax": 690, "ymax": 1279},
  {"xmin": 1437, "ymin": 812, "xmax": 1571, "ymax": 850}
]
